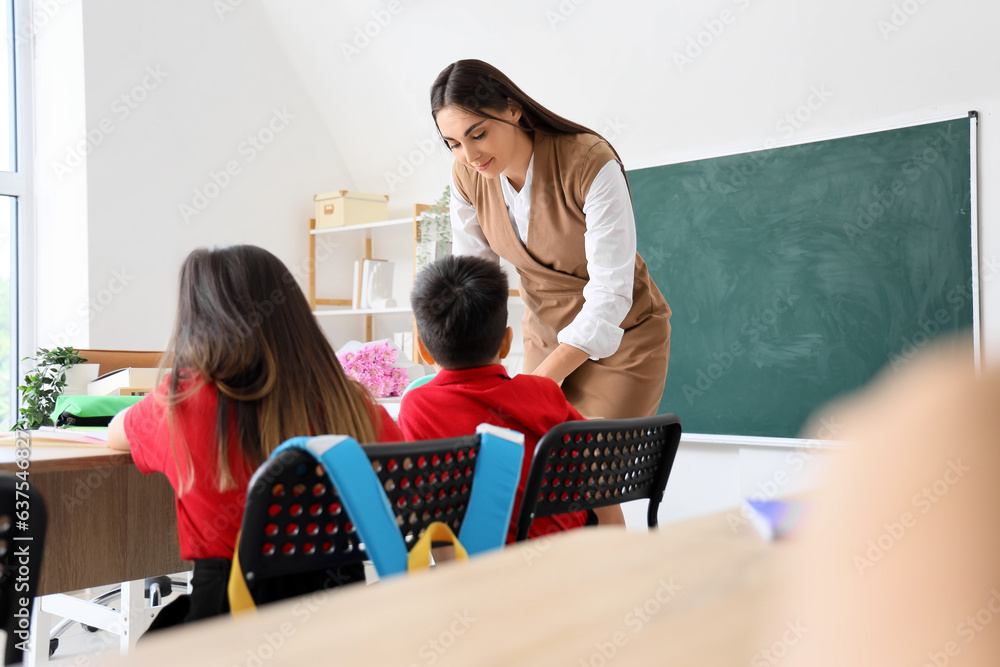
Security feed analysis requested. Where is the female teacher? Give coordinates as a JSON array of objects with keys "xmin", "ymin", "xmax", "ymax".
[{"xmin": 431, "ymin": 59, "xmax": 671, "ymax": 422}]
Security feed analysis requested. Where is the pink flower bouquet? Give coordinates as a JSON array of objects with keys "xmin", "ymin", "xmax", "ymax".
[{"xmin": 336, "ymin": 340, "xmax": 410, "ymax": 398}]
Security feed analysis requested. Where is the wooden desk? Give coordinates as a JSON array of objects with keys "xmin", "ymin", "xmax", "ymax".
[
  {"xmin": 96, "ymin": 513, "xmax": 787, "ymax": 666},
  {"xmin": 0, "ymin": 442, "xmax": 189, "ymax": 595}
]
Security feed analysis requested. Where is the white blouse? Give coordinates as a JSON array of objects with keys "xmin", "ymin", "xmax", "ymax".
[{"xmin": 450, "ymin": 156, "xmax": 636, "ymax": 360}]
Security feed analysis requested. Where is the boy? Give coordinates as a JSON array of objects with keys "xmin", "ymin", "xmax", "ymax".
[{"xmin": 398, "ymin": 255, "xmax": 589, "ymax": 542}]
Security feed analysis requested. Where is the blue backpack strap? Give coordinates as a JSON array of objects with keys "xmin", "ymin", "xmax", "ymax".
[
  {"xmin": 458, "ymin": 424, "xmax": 525, "ymax": 555},
  {"xmin": 272, "ymin": 435, "xmax": 409, "ymax": 578}
]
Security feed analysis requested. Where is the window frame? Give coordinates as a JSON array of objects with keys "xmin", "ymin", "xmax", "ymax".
[{"xmin": 2, "ymin": 0, "xmax": 36, "ymax": 427}]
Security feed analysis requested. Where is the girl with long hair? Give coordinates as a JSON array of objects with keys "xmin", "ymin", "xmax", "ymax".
[{"xmin": 109, "ymin": 244, "xmax": 403, "ymax": 626}]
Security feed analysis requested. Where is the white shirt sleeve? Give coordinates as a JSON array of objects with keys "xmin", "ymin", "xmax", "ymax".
[
  {"xmin": 450, "ymin": 173, "xmax": 500, "ymax": 263},
  {"xmin": 556, "ymin": 159, "xmax": 636, "ymax": 360}
]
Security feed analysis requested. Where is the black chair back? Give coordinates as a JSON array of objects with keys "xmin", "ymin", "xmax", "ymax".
[
  {"xmin": 1, "ymin": 472, "xmax": 47, "ymax": 665},
  {"xmin": 514, "ymin": 414, "xmax": 682, "ymax": 542},
  {"xmin": 235, "ymin": 434, "xmax": 483, "ymax": 600}
]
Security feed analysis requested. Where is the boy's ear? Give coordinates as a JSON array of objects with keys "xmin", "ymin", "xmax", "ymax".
[
  {"xmin": 416, "ymin": 334, "xmax": 435, "ymax": 365},
  {"xmin": 499, "ymin": 326, "xmax": 513, "ymax": 360}
]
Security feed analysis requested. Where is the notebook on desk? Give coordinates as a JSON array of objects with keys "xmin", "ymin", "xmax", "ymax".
[{"xmin": 1, "ymin": 426, "xmax": 109, "ymax": 446}]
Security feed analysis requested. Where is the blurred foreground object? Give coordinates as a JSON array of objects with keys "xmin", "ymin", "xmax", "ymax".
[{"xmin": 783, "ymin": 339, "xmax": 1000, "ymax": 666}]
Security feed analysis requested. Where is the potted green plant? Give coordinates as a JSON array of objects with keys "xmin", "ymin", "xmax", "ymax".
[
  {"xmin": 416, "ymin": 186, "xmax": 452, "ymax": 270},
  {"xmin": 13, "ymin": 346, "xmax": 89, "ymax": 430}
]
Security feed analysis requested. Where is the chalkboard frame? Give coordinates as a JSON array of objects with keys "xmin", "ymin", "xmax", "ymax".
[{"xmin": 628, "ymin": 112, "xmax": 980, "ymax": 445}]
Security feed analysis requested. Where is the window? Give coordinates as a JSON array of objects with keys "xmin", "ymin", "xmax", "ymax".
[
  {"xmin": 0, "ymin": 197, "xmax": 11, "ymax": 429},
  {"xmin": 0, "ymin": 0, "xmax": 31, "ymax": 428}
]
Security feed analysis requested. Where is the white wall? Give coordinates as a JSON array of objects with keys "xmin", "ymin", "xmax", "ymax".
[
  {"xmin": 42, "ymin": 0, "xmax": 999, "ymax": 521},
  {"xmin": 77, "ymin": 0, "xmax": 355, "ymax": 349},
  {"xmin": 70, "ymin": 0, "xmax": 1000, "ymax": 354},
  {"xmin": 254, "ymin": 0, "xmax": 1000, "ymax": 355},
  {"xmin": 33, "ymin": 0, "xmax": 89, "ymax": 350},
  {"xmin": 623, "ymin": 439, "xmax": 829, "ymax": 528}
]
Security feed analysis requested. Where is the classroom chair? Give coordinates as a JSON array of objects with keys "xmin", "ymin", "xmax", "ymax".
[
  {"xmin": 401, "ymin": 373, "xmax": 435, "ymax": 395},
  {"xmin": 513, "ymin": 414, "xmax": 682, "ymax": 541},
  {"xmin": 229, "ymin": 425, "xmax": 523, "ymax": 613},
  {"xmin": 0, "ymin": 473, "xmax": 48, "ymax": 665}
]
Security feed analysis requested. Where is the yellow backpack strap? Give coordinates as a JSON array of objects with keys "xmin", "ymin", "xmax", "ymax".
[
  {"xmin": 227, "ymin": 530, "xmax": 257, "ymax": 615},
  {"xmin": 407, "ymin": 521, "xmax": 470, "ymax": 571}
]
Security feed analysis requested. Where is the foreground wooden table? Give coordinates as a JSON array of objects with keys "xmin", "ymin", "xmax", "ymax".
[
  {"xmin": 0, "ymin": 441, "xmax": 189, "ymax": 595},
  {"xmin": 97, "ymin": 512, "xmax": 786, "ymax": 666}
]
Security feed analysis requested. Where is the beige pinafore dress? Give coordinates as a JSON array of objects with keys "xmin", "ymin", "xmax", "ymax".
[{"xmin": 453, "ymin": 132, "xmax": 671, "ymax": 419}]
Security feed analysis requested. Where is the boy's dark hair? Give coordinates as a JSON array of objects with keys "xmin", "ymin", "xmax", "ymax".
[{"xmin": 411, "ymin": 255, "xmax": 509, "ymax": 369}]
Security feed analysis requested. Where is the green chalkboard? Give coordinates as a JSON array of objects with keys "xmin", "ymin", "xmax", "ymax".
[{"xmin": 630, "ymin": 117, "xmax": 974, "ymax": 439}]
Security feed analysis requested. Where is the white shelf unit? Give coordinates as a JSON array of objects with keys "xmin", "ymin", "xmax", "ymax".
[
  {"xmin": 313, "ymin": 306, "xmax": 412, "ymax": 317},
  {"xmin": 309, "ymin": 216, "xmax": 413, "ymax": 239},
  {"xmin": 308, "ymin": 205, "xmax": 431, "ymax": 361}
]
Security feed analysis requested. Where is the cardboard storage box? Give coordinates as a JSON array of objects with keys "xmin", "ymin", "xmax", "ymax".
[
  {"xmin": 314, "ymin": 190, "xmax": 389, "ymax": 229},
  {"xmin": 75, "ymin": 349, "xmax": 163, "ymax": 376}
]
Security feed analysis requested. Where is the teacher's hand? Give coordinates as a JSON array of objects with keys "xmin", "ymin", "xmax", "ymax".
[{"xmin": 530, "ymin": 344, "xmax": 590, "ymax": 386}]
